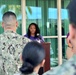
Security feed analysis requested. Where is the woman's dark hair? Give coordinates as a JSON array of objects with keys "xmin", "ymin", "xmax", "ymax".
[
  {"xmin": 20, "ymin": 41, "xmax": 45, "ymax": 74},
  {"xmin": 27, "ymin": 23, "xmax": 40, "ymax": 38}
]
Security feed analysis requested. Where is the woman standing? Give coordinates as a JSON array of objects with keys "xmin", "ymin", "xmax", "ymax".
[{"xmin": 24, "ymin": 23, "xmax": 44, "ymax": 43}]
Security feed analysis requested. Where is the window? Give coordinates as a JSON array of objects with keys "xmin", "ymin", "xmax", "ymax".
[{"xmin": 0, "ymin": 0, "xmax": 22, "ymax": 34}]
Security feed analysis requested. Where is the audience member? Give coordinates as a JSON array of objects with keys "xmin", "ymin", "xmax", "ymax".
[
  {"xmin": 0, "ymin": 11, "xmax": 30, "ymax": 75},
  {"xmin": 15, "ymin": 41, "xmax": 45, "ymax": 75}
]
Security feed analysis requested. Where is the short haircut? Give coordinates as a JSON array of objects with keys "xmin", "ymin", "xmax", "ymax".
[
  {"xmin": 2, "ymin": 11, "xmax": 17, "ymax": 26},
  {"xmin": 2, "ymin": 11, "xmax": 17, "ymax": 20},
  {"xmin": 20, "ymin": 41, "xmax": 45, "ymax": 74}
]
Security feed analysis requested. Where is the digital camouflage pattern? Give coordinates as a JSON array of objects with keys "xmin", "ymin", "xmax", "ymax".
[
  {"xmin": 43, "ymin": 54, "xmax": 76, "ymax": 75},
  {"xmin": 14, "ymin": 72, "xmax": 39, "ymax": 75},
  {"xmin": 0, "ymin": 31, "xmax": 31, "ymax": 75}
]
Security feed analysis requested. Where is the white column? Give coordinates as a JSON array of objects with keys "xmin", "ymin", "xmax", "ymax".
[
  {"xmin": 21, "ymin": 0, "xmax": 26, "ymax": 35},
  {"xmin": 57, "ymin": 0, "xmax": 62, "ymax": 65}
]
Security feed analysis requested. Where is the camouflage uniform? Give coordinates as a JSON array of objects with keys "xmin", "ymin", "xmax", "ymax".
[
  {"xmin": 43, "ymin": 54, "xmax": 76, "ymax": 75},
  {"xmin": 0, "ymin": 31, "xmax": 31, "ymax": 75},
  {"xmin": 14, "ymin": 72, "xmax": 39, "ymax": 75}
]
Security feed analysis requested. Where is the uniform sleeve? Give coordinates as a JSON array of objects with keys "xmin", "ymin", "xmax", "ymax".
[
  {"xmin": 43, "ymin": 66, "xmax": 61, "ymax": 75},
  {"xmin": 22, "ymin": 36, "xmax": 31, "ymax": 48},
  {"xmin": 0, "ymin": 40, "xmax": 5, "ymax": 75}
]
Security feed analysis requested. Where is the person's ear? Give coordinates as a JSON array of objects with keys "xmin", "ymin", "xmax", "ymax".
[
  {"xmin": 16, "ymin": 21, "xmax": 18, "ymax": 27},
  {"xmin": 2, "ymin": 22, "xmax": 5, "ymax": 28},
  {"xmin": 40, "ymin": 59, "xmax": 45, "ymax": 67}
]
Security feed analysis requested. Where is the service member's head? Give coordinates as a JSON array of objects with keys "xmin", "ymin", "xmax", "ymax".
[
  {"xmin": 20, "ymin": 41, "xmax": 45, "ymax": 74},
  {"xmin": 2, "ymin": 11, "xmax": 18, "ymax": 32},
  {"xmin": 67, "ymin": 0, "xmax": 76, "ymax": 55},
  {"xmin": 67, "ymin": 0, "xmax": 76, "ymax": 39}
]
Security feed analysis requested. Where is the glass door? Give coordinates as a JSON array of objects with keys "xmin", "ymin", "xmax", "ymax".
[{"xmin": 26, "ymin": 0, "xmax": 58, "ymax": 67}]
